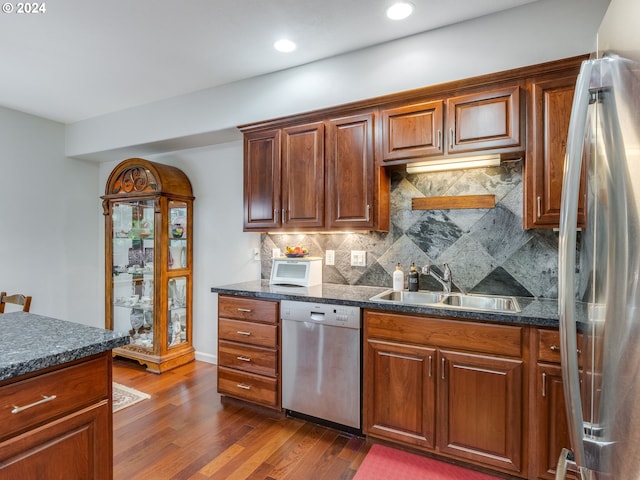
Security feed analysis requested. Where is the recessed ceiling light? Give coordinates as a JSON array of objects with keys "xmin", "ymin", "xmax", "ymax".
[
  {"xmin": 386, "ymin": 2, "xmax": 414, "ymax": 20},
  {"xmin": 274, "ymin": 39, "xmax": 297, "ymax": 53}
]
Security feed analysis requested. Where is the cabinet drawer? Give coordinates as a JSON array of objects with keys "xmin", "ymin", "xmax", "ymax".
[
  {"xmin": 217, "ymin": 366, "xmax": 278, "ymax": 408},
  {"xmin": 0, "ymin": 355, "xmax": 109, "ymax": 441},
  {"xmin": 218, "ymin": 341, "xmax": 277, "ymax": 377},
  {"xmin": 365, "ymin": 310, "xmax": 523, "ymax": 357},
  {"xmin": 218, "ymin": 295, "xmax": 278, "ymax": 324},
  {"xmin": 537, "ymin": 329, "xmax": 583, "ymax": 366},
  {"xmin": 219, "ymin": 318, "xmax": 278, "ymax": 347}
]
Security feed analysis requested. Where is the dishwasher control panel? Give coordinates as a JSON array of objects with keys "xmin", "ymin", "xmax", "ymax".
[{"xmin": 280, "ymin": 300, "xmax": 360, "ymax": 329}]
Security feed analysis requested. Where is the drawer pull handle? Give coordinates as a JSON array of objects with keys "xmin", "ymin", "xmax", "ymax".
[
  {"xmin": 236, "ymin": 383, "xmax": 251, "ymax": 390},
  {"xmin": 237, "ymin": 308, "xmax": 253, "ymax": 313},
  {"xmin": 237, "ymin": 356, "xmax": 251, "ymax": 362},
  {"xmin": 236, "ymin": 330, "xmax": 252, "ymax": 336},
  {"xmin": 12, "ymin": 395, "xmax": 57, "ymax": 414},
  {"xmin": 550, "ymin": 345, "xmax": 581, "ymax": 354}
]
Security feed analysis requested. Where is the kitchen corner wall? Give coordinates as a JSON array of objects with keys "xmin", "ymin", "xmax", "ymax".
[{"xmin": 261, "ymin": 160, "xmax": 563, "ymax": 298}]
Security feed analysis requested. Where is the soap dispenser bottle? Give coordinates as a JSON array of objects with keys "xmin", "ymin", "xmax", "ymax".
[
  {"xmin": 393, "ymin": 263, "xmax": 404, "ymax": 291},
  {"xmin": 408, "ymin": 262, "xmax": 419, "ymax": 292}
]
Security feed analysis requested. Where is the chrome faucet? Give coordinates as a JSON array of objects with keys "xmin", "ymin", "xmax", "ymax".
[{"xmin": 422, "ymin": 263, "xmax": 452, "ymax": 293}]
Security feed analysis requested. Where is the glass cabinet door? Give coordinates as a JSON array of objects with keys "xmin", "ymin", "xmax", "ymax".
[
  {"xmin": 168, "ymin": 276, "xmax": 187, "ymax": 347},
  {"xmin": 111, "ymin": 199, "xmax": 155, "ymax": 350},
  {"xmin": 169, "ymin": 201, "xmax": 187, "ymax": 270}
]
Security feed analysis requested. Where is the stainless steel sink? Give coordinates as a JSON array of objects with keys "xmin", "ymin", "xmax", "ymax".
[
  {"xmin": 440, "ymin": 293, "xmax": 520, "ymax": 313},
  {"xmin": 369, "ymin": 289, "xmax": 448, "ymax": 305},
  {"xmin": 369, "ymin": 289, "xmax": 520, "ymax": 313}
]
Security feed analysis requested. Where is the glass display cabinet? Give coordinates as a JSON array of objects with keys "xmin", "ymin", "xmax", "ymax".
[{"xmin": 102, "ymin": 158, "xmax": 195, "ymax": 373}]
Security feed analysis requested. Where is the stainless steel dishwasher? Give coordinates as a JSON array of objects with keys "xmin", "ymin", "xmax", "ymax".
[{"xmin": 281, "ymin": 300, "xmax": 361, "ymax": 431}]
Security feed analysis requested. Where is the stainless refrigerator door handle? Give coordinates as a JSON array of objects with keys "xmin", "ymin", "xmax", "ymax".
[{"xmin": 558, "ymin": 57, "xmax": 595, "ymax": 472}]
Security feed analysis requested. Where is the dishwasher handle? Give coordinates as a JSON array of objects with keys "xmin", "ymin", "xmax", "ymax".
[{"xmin": 309, "ymin": 312, "xmax": 325, "ymax": 322}]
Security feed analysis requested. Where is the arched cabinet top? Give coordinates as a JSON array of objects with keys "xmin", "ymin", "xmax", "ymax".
[{"xmin": 103, "ymin": 158, "xmax": 193, "ymax": 200}]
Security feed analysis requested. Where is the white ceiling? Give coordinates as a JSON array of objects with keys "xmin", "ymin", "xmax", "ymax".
[{"xmin": 0, "ymin": 0, "xmax": 539, "ymax": 124}]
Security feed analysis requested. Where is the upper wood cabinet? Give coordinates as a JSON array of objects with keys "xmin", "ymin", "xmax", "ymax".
[
  {"xmin": 524, "ymin": 71, "xmax": 587, "ymax": 229},
  {"xmin": 326, "ymin": 113, "xmax": 378, "ymax": 230},
  {"xmin": 381, "ymin": 100, "xmax": 444, "ymax": 160},
  {"xmin": 282, "ymin": 122, "xmax": 325, "ymax": 229},
  {"xmin": 243, "ymin": 113, "xmax": 388, "ymax": 232},
  {"xmin": 380, "ymin": 85, "xmax": 523, "ymax": 163},
  {"xmin": 244, "ymin": 129, "xmax": 281, "ymax": 230},
  {"xmin": 244, "ymin": 123, "xmax": 324, "ymax": 230},
  {"xmin": 447, "ymin": 86, "xmax": 522, "ymax": 153}
]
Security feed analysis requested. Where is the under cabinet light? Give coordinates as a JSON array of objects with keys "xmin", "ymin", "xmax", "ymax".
[{"xmin": 406, "ymin": 154, "xmax": 502, "ymax": 174}]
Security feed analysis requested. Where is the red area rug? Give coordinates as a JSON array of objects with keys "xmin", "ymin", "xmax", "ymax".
[{"xmin": 354, "ymin": 444, "xmax": 502, "ymax": 480}]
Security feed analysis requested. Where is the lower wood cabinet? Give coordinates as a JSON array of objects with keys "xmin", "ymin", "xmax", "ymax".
[
  {"xmin": 366, "ymin": 339, "xmax": 436, "ymax": 449},
  {"xmin": 532, "ymin": 329, "xmax": 583, "ymax": 480},
  {"xmin": 438, "ymin": 350, "xmax": 523, "ymax": 473},
  {"xmin": 364, "ymin": 309, "xmax": 526, "ymax": 477},
  {"xmin": 0, "ymin": 353, "xmax": 113, "ymax": 479},
  {"xmin": 217, "ymin": 295, "xmax": 280, "ymax": 409}
]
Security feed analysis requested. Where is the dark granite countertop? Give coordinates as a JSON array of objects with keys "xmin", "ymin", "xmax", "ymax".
[
  {"xmin": 0, "ymin": 312, "xmax": 130, "ymax": 382},
  {"xmin": 211, "ymin": 280, "xmax": 561, "ymax": 328}
]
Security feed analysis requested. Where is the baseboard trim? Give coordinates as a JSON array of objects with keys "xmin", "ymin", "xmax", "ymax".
[{"xmin": 195, "ymin": 351, "xmax": 217, "ymax": 364}]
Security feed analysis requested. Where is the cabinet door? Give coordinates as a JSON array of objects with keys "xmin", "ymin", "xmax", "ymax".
[
  {"xmin": 438, "ymin": 350, "xmax": 523, "ymax": 474},
  {"xmin": 244, "ymin": 129, "xmax": 281, "ymax": 230},
  {"xmin": 447, "ymin": 85, "xmax": 522, "ymax": 153},
  {"xmin": 525, "ymin": 75, "xmax": 586, "ymax": 228},
  {"xmin": 381, "ymin": 100, "xmax": 444, "ymax": 161},
  {"xmin": 364, "ymin": 339, "xmax": 436, "ymax": 449},
  {"xmin": 326, "ymin": 113, "xmax": 375, "ymax": 229},
  {"xmin": 281, "ymin": 122, "xmax": 325, "ymax": 229},
  {"xmin": 534, "ymin": 363, "xmax": 580, "ymax": 480},
  {"xmin": 0, "ymin": 402, "xmax": 111, "ymax": 480}
]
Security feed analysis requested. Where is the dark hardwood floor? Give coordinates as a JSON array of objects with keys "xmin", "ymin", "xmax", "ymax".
[{"xmin": 112, "ymin": 358, "xmax": 371, "ymax": 480}]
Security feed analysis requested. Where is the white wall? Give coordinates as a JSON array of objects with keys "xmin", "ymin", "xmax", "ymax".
[
  {"xmin": 66, "ymin": 0, "xmax": 610, "ymax": 161},
  {"xmin": 0, "ymin": 106, "xmax": 102, "ymax": 325},
  {"xmin": 98, "ymin": 142, "xmax": 260, "ymax": 363}
]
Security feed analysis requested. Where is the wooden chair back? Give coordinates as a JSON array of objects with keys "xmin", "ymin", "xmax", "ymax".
[{"xmin": 0, "ymin": 292, "xmax": 32, "ymax": 313}]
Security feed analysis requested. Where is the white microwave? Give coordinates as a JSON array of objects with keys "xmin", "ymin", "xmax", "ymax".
[{"xmin": 270, "ymin": 257, "xmax": 323, "ymax": 287}]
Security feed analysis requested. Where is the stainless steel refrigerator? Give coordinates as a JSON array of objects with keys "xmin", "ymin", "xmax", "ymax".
[{"xmin": 558, "ymin": 0, "xmax": 640, "ymax": 478}]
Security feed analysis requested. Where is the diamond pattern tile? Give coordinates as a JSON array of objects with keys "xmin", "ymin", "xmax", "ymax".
[{"xmin": 261, "ymin": 160, "xmax": 563, "ymax": 298}]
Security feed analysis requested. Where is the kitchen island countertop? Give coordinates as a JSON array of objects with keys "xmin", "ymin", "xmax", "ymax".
[
  {"xmin": 0, "ymin": 311, "xmax": 129, "ymax": 381},
  {"xmin": 211, "ymin": 280, "xmax": 562, "ymax": 328}
]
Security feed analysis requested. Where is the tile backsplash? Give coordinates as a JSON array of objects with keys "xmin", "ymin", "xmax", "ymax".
[{"xmin": 261, "ymin": 160, "xmax": 563, "ymax": 298}]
